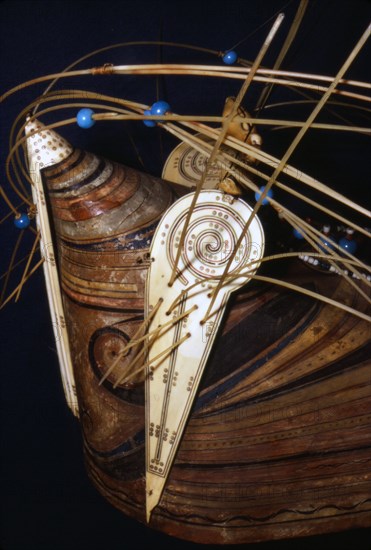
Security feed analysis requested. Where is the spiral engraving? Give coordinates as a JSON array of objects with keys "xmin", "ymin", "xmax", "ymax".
[
  {"xmin": 162, "ymin": 135, "xmax": 240, "ymax": 189},
  {"xmin": 164, "ymin": 193, "xmax": 263, "ymax": 286}
]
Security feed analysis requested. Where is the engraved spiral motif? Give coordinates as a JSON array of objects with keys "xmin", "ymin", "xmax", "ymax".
[
  {"xmin": 164, "ymin": 193, "xmax": 263, "ymax": 284},
  {"xmin": 162, "ymin": 136, "xmax": 238, "ymax": 189}
]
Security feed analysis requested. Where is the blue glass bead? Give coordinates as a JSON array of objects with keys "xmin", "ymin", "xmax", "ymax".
[
  {"xmin": 14, "ymin": 213, "xmax": 30, "ymax": 229},
  {"xmin": 77, "ymin": 108, "xmax": 96, "ymax": 129},
  {"xmin": 293, "ymin": 228, "xmax": 305, "ymax": 239},
  {"xmin": 319, "ymin": 237, "xmax": 334, "ymax": 251},
  {"xmin": 339, "ymin": 237, "xmax": 357, "ymax": 254},
  {"xmin": 319, "ymin": 226, "xmax": 334, "ymax": 251},
  {"xmin": 222, "ymin": 50, "xmax": 238, "ymax": 65},
  {"xmin": 143, "ymin": 109, "xmax": 156, "ymax": 127},
  {"xmin": 254, "ymin": 186, "xmax": 273, "ymax": 205},
  {"xmin": 150, "ymin": 101, "xmax": 170, "ymax": 116}
]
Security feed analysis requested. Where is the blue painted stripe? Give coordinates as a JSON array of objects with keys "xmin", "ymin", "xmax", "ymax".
[{"xmin": 195, "ymin": 299, "xmax": 320, "ymax": 412}]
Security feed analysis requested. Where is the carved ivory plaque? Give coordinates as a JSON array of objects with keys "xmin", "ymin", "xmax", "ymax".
[{"xmin": 145, "ymin": 190, "xmax": 265, "ymax": 519}]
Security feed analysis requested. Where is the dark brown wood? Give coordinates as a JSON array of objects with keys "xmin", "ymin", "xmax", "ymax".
[{"xmin": 42, "ymin": 144, "xmax": 371, "ymax": 544}]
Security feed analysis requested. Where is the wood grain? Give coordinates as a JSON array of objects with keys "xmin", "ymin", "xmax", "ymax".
[{"xmin": 41, "ymin": 144, "xmax": 371, "ymax": 544}]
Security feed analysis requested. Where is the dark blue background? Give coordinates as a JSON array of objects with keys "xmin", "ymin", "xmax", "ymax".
[{"xmin": 1, "ymin": 1, "xmax": 370, "ymax": 548}]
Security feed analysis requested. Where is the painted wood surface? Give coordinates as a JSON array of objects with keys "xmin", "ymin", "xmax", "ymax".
[{"xmin": 32, "ymin": 124, "xmax": 370, "ymax": 544}]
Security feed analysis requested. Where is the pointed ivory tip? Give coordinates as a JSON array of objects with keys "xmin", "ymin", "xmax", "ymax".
[
  {"xmin": 146, "ymin": 507, "xmax": 152, "ymax": 523},
  {"xmin": 146, "ymin": 494, "xmax": 157, "ymax": 523},
  {"xmin": 146, "ymin": 489, "xmax": 161, "ymax": 523},
  {"xmin": 25, "ymin": 119, "xmax": 73, "ymax": 170}
]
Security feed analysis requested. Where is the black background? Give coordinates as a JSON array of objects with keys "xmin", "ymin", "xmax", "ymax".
[{"xmin": 0, "ymin": 1, "xmax": 370, "ymax": 549}]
